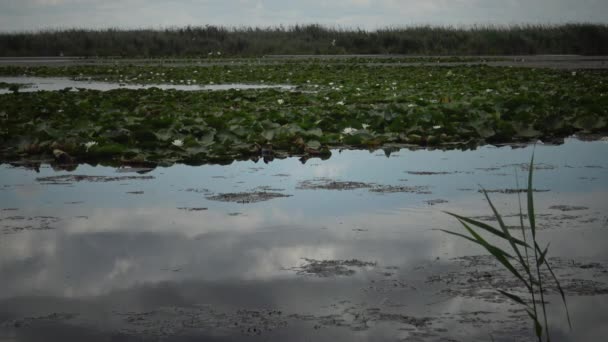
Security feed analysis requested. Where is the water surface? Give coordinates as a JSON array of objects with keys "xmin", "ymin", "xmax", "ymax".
[{"xmin": 1, "ymin": 138, "xmax": 607, "ymax": 341}]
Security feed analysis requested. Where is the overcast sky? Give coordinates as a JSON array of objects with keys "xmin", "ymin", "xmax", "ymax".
[{"xmin": 1, "ymin": 0, "xmax": 606, "ymax": 32}]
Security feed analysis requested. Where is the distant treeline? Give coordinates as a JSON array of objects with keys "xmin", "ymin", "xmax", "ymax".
[{"xmin": 1, "ymin": 24, "xmax": 607, "ymax": 57}]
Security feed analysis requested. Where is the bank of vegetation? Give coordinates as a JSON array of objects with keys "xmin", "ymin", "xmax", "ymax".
[{"xmin": 1, "ymin": 24, "xmax": 607, "ymax": 57}]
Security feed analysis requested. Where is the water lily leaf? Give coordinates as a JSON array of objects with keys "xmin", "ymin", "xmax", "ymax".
[
  {"xmin": 306, "ymin": 140, "xmax": 321, "ymax": 149},
  {"xmin": 261, "ymin": 129, "xmax": 275, "ymax": 141}
]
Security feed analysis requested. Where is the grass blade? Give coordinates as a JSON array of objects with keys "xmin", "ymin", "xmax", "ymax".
[
  {"xmin": 528, "ymin": 152, "xmax": 537, "ymax": 238},
  {"xmin": 458, "ymin": 219, "xmax": 531, "ymax": 291},
  {"xmin": 498, "ymin": 289, "xmax": 529, "ymax": 307},
  {"xmin": 480, "ymin": 188, "xmax": 530, "ymax": 274},
  {"xmin": 444, "ymin": 211, "xmax": 530, "ymax": 247}
]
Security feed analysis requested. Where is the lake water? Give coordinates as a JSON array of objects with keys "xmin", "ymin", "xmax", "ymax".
[
  {"xmin": 0, "ymin": 76, "xmax": 294, "ymax": 93},
  {"xmin": 1, "ymin": 138, "xmax": 607, "ymax": 341}
]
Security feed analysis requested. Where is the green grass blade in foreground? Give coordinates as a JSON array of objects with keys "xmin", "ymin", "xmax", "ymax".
[
  {"xmin": 480, "ymin": 188, "xmax": 530, "ymax": 274},
  {"xmin": 458, "ymin": 219, "xmax": 532, "ymax": 291},
  {"xmin": 528, "ymin": 152, "xmax": 537, "ymax": 237},
  {"xmin": 443, "ymin": 211, "xmax": 530, "ymax": 247},
  {"xmin": 497, "ymin": 289, "xmax": 530, "ymax": 307}
]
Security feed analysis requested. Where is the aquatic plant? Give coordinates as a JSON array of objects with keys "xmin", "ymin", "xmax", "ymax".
[{"xmin": 441, "ymin": 153, "xmax": 571, "ymax": 342}]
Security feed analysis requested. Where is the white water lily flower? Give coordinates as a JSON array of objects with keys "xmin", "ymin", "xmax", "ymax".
[
  {"xmin": 572, "ymin": 71, "xmax": 577, "ymax": 76},
  {"xmin": 172, "ymin": 139, "xmax": 184, "ymax": 147},
  {"xmin": 433, "ymin": 125, "xmax": 442, "ymax": 129},
  {"xmin": 277, "ymin": 99, "xmax": 284, "ymax": 105},
  {"xmin": 486, "ymin": 88, "xmax": 493, "ymax": 93},
  {"xmin": 342, "ymin": 127, "xmax": 357, "ymax": 135},
  {"xmin": 362, "ymin": 124, "xmax": 370, "ymax": 129},
  {"xmin": 336, "ymin": 101, "xmax": 345, "ymax": 106},
  {"xmin": 407, "ymin": 104, "xmax": 417, "ymax": 108},
  {"xmin": 83, "ymin": 141, "xmax": 97, "ymax": 151},
  {"xmin": 329, "ymin": 82, "xmax": 334, "ymax": 86}
]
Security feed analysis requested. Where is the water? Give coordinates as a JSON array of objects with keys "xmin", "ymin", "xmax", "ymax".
[
  {"xmin": 0, "ymin": 76, "xmax": 294, "ymax": 93},
  {"xmin": 0, "ymin": 138, "xmax": 607, "ymax": 341}
]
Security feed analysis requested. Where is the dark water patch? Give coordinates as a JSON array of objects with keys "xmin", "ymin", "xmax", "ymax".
[
  {"xmin": 126, "ymin": 191, "xmax": 144, "ymax": 195},
  {"xmin": 289, "ymin": 258, "xmax": 377, "ymax": 277},
  {"xmin": 36, "ymin": 174, "xmax": 154, "ymax": 184},
  {"xmin": 549, "ymin": 205, "xmax": 589, "ymax": 212},
  {"xmin": 427, "ymin": 255, "xmax": 608, "ymax": 301},
  {"xmin": 272, "ymin": 173, "xmax": 290, "ymax": 177},
  {"xmin": 478, "ymin": 188, "xmax": 550, "ymax": 194},
  {"xmin": 118, "ymin": 306, "xmax": 287, "ymax": 339},
  {"xmin": 181, "ymin": 187, "xmax": 211, "ymax": 194},
  {"xmin": 176, "ymin": 207, "xmax": 208, "ymax": 212},
  {"xmin": 425, "ymin": 199, "xmax": 448, "ymax": 206},
  {"xmin": 502, "ymin": 163, "xmax": 557, "ymax": 171},
  {"xmin": 369, "ymin": 185, "xmax": 432, "ymax": 194},
  {"xmin": 1, "ymin": 215, "xmax": 60, "ymax": 234},
  {"xmin": 2, "ymin": 313, "xmax": 78, "ymax": 329},
  {"xmin": 297, "ymin": 178, "xmax": 374, "ymax": 191},
  {"xmin": 405, "ymin": 171, "xmax": 457, "ymax": 175},
  {"xmin": 206, "ymin": 191, "xmax": 292, "ymax": 203}
]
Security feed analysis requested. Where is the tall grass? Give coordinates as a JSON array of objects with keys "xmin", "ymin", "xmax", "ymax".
[
  {"xmin": 441, "ymin": 153, "xmax": 571, "ymax": 341},
  {"xmin": 0, "ymin": 23, "xmax": 607, "ymax": 57}
]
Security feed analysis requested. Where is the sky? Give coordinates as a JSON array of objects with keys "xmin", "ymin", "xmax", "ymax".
[{"xmin": 0, "ymin": 0, "xmax": 607, "ymax": 32}]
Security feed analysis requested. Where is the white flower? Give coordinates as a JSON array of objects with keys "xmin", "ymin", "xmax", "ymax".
[
  {"xmin": 433, "ymin": 125, "xmax": 442, "ymax": 129},
  {"xmin": 83, "ymin": 141, "xmax": 97, "ymax": 151},
  {"xmin": 342, "ymin": 127, "xmax": 357, "ymax": 135},
  {"xmin": 408, "ymin": 104, "xmax": 417, "ymax": 108},
  {"xmin": 277, "ymin": 99, "xmax": 284, "ymax": 105},
  {"xmin": 336, "ymin": 101, "xmax": 345, "ymax": 106},
  {"xmin": 172, "ymin": 139, "xmax": 184, "ymax": 147},
  {"xmin": 356, "ymin": 88, "xmax": 361, "ymax": 91},
  {"xmin": 572, "ymin": 71, "xmax": 577, "ymax": 76},
  {"xmin": 486, "ymin": 88, "xmax": 493, "ymax": 93},
  {"xmin": 329, "ymin": 82, "xmax": 334, "ymax": 86},
  {"xmin": 362, "ymin": 124, "xmax": 370, "ymax": 129}
]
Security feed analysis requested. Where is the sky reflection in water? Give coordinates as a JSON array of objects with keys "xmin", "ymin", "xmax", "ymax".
[{"xmin": 0, "ymin": 138, "xmax": 607, "ymax": 341}]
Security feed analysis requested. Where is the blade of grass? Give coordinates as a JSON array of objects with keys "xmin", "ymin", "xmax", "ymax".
[
  {"xmin": 480, "ymin": 188, "xmax": 530, "ymax": 274},
  {"xmin": 444, "ymin": 212, "xmax": 530, "ymax": 247},
  {"xmin": 458, "ymin": 219, "xmax": 532, "ymax": 291}
]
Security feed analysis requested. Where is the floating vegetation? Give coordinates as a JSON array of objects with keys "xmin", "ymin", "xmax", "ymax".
[
  {"xmin": 297, "ymin": 178, "xmax": 373, "ymax": 191},
  {"xmin": 1, "ymin": 63, "xmax": 606, "ymax": 166},
  {"xmin": 290, "ymin": 258, "xmax": 377, "ymax": 277},
  {"xmin": 548, "ymin": 205, "xmax": 589, "ymax": 212},
  {"xmin": 36, "ymin": 174, "xmax": 154, "ymax": 183},
  {"xmin": 176, "ymin": 207, "xmax": 208, "ymax": 211},
  {"xmin": 425, "ymin": 199, "xmax": 449, "ymax": 205},
  {"xmin": 477, "ymin": 188, "xmax": 550, "ymax": 194},
  {"xmin": 206, "ymin": 191, "xmax": 292, "ymax": 203},
  {"xmin": 369, "ymin": 185, "xmax": 432, "ymax": 194}
]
